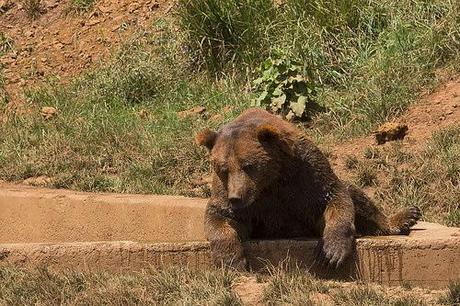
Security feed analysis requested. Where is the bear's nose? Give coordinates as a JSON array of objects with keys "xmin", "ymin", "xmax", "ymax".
[{"xmin": 229, "ymin": 197, "xmax": 244, "ymax": 209}]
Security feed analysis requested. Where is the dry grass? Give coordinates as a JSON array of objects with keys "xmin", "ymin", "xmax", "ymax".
[
  {"xmin": 0, "ymin": 265, "xmax": 448, "ymax": 306},
  {"xmin": 0, "ymin": 266, "xmax": 242, "ymax": 305}
]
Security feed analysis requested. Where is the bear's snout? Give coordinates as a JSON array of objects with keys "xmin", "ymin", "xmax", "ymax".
[{"xmin": 229, "ymin": 197, "xmax": 245, "ymax": 210}]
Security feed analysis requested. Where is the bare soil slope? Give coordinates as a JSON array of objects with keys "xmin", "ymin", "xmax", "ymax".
[
  {"xmin": 0, "ymin": 0, "xmax": 171, "ymax": 106},
  {"xmin": 330, "ymin": 76, "xmax": 460, "ymax": 181}
]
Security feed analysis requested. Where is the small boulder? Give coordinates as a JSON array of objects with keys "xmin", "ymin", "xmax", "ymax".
[
  {"xmin": 374, "ymin": 122, "xmax": 408, "ymax": 145},
  {"xmin": 40, "ymin": 106, "xmax": 57, "ymax": 120}
]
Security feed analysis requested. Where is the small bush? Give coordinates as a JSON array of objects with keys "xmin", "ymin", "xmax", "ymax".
[
  {"xmin": 252, "ymin": 54, "xmax": 319, "ymax": 120},
  {"xmin": 356, "ymin": 163, "xmax": 378, "ymax": 187},
  {"xmin": 344, "ymin": 155, "xmax": 359, "ymax": 170}
]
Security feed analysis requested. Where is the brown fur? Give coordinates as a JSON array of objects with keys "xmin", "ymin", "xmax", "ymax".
[{"xmin": 196, "ymin": 108, "xmax": 421, "ymax": 270}]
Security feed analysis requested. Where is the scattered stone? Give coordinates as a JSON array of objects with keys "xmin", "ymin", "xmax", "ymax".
[
  {"xmin": 86, "ymin": 19, "xmax": 102, "ymax": 26},
  {"xmin": 190, "ymin": 176, "xmax": 212, "ymax": 187},
  {"xmin": 23, "ymin": 176, "xmax": 52, "ymax": 186},
  {"xmin": 374, "ymin": 122, "xmax": 408, "ymax": 145},
  {"xmin": 24, "ymin": 30, "xmax": 34, "ymax": 38},
  {"xmin": 210, "ymin": 113, "xmax": 223, "ymax": 122},
  {"xmin": 138, "ymin": 109, "xmax": 149, "ymax": 119},
  {"xmin": 40, "ymin": 106, "xmax": 57, "ymax": 120},
  {"xmin": 446, "ymin": 110, "xmax": 454, "ymax": 115},
  {"xmin": 178, "ymin": 106, "xmax": 206, "ymax": 119}
]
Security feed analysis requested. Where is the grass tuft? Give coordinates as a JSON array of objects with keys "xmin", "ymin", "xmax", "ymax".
[
  {"xmin": 439, "ymin": 281, "xmax": 460, "ymax": 305},
  {"xmin": 23, "ymin": 0, "xmax": 44, "ymax": 19}
]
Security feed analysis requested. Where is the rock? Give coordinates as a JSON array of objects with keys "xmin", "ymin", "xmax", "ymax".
[
  {"xmin": 138, "ymin": 109, "xmax": 149, "ymax": 119},
  {"xmin": 177, "ymin": 106, "xmax": 206, "ymax": 119},
  {"xmin": 374, "ymin": 122, "xmax": 408, "ymax": 145},
  {"xmin": 40, "ymin": 106, "xmax": 57, "ymax": 120},
  {"xmin": 190, "ymin": 175, "xmax": 212, "ymax": 187},
  {"xmin": 210, "ymin": 113, "xmax": 223, "ymax": 122},
  {"xmin": 23, "ymin": 176, "xmax": 52, "ymax": 186}
]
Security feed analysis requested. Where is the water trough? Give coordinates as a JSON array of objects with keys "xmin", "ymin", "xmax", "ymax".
[{"xmin": 0, "ymin": 182, "xmax": 458, "ymax": 289}]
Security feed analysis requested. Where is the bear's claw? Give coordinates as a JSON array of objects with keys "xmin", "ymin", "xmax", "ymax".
[{"xmin": 391, "ymin": 206, "xmax": 422, "ymax": 235}]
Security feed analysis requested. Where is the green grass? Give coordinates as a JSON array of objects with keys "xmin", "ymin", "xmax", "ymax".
[
  {"xmin": 0, "ymin": 23, "xmax": 249, "ymax": 195},
  {"xmin": 0, "ymin": 32, "xmax": 13, "ymax": 57},
  {"xmin": 262, "ymin": 267, "xmax": 430, "ymax": 306},
  {"xmin": 439, "ymin": 281, "xmax": 460, "ymax": 305},
  {"xmin": 1, "ymin": 0, "xmax": 460, "ymax": 213},
  {"xmin": 178, "ymin": 0, "xmax": 460, "ymax": 136}
]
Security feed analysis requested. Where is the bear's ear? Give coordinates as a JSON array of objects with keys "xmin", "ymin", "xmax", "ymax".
[
  {"xmin": 195, "ymin": 129, "xmax": 217, "ymax": 150},
  {"xmin": 257, "ymin": 123, "xmax": 293, "ymax": 155},
  {"xmin": 256, "ymin": 124, "xmax": 282, "ymax": 143}
]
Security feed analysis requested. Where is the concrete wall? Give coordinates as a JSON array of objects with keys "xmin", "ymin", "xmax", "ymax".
[{"xmin": 0, "ymin": 183, "xmax": 207, "ymax": 243}]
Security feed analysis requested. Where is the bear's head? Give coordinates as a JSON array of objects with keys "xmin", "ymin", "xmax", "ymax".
[{"xmin": 196, "ymin": 121, "xmax": 294, "ymax": 210}]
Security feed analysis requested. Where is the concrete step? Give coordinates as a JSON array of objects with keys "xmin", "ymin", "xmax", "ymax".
[{"xmin": 0, "ymin": 183, "xmax": 459, "ymax": 289}]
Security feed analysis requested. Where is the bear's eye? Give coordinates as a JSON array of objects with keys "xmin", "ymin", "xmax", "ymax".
[
  {"xmin": 214, "ymin": 164, "xmax": 228, "ymax": 177},
  {"xmin": 242, "ymin": 164, "xmax": 254, "ymax": 173}
]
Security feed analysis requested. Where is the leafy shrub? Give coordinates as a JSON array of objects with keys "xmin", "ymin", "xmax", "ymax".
[{"xmin": 252, "ymin": 54, "xmax": 318, "ymax": 120}]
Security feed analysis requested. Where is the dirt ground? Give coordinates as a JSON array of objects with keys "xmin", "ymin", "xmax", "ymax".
[{"xmin": 0, "ymin": 0, "xmax": 171, "ymax": 107}]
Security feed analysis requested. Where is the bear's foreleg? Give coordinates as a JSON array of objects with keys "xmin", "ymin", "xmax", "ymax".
[
  {"xmin": 204, "ymin": 205, "xmax": 248, "ymax": 271},
  {"xmin": 348, "ymin": 184, "xmax": 421, "ymax": 235},
  {"xmin": 319, "ymin": 187, "xmax": 356, "ymax": 268}
]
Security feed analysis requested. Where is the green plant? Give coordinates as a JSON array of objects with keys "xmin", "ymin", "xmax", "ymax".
[{"xmin": 252, "ymin": 54, "xmax": 318, "ymax": 120}]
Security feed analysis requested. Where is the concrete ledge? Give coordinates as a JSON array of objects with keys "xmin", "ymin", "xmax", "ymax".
[
  {"xmin": 0, "ymin": 222, "xmax": 458, "ymax": 289},
  {"xmin": 0, "ymin": 183, "xmax": 207, "ymax": 243},
  {"xmin": 0, "ymin": 183, "xmax": 459, "ymax": 289}
]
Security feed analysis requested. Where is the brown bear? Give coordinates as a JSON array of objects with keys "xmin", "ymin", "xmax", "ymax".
[{"xmin": 196, "ymin": 108, "xmax": 421, "ymax": 270}]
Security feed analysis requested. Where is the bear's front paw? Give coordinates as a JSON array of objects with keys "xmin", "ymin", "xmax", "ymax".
[
  {"xmin": 389, "ymin": 206, "xmax": 422, "ymax": 235},
  {"xmin": 319, "ymin": 231, "xmax": 354, "ymax": 269}
]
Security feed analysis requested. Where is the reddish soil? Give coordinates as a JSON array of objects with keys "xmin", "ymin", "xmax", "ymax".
[
  {"xmin": 330, "ymin": 76, "xmax": 460, "ymax": 181},
  {"xmin": 0, "ymin": 0, "xmax": 172, "ymax": 107}
]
